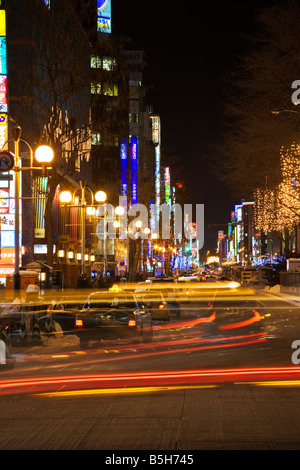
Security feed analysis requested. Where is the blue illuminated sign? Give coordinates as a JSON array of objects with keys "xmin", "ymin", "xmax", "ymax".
[
  {"xmin": 120, "ymin": 139, "xmax": 128, "ymax": 196},
  {"xmin": 131, "ymin": 138, "xmax": 138, "ymax": 205},
  {"xmin": 0, "ymin": 37, "xmax": 6, "ymax": 75},
  {"xmin": 97, "ymin": 0, "xmax": 111, "ymax": 34},
  {"xmin": 235, "ymin": 204, "xmax": 243, "ymax": 222},
  {"xmin": 1, "ymin": 230, "xmax": 21, "ymax": 247}
]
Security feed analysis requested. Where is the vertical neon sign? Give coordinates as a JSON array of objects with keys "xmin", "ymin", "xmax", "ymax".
[
  {"xmin": 155, "ymin": 146, "xmax": 160, "ymax": 220},
  {"xmin": 150, "ymin": 115, "xmax": 161, "ymax": 222},
  {"xmin": 0, "ymin": 37, "xmax": 6, "ymax": 74},
  {"xmin": 131, "ymin": 138, "xmax": 138, "ymax": 205},
  {"xmin": 0, "ymin": 9, "xmax": 7, "ymax": 149},
  {"xmin": 164, "ymin": 167, "xmax": 170, "ymax": 205},
  {"xmin": 0, "ymin": 10, "xmax": 6, "ymax": 114},
  {"xmin": 120, "ymin": 139, "xmax": 128, "ymax": 196}
]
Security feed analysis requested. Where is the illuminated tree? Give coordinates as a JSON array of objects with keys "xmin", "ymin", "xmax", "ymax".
[{"xmin": 254, "ymin": 142, "xmax": 300, "ymax": 234}]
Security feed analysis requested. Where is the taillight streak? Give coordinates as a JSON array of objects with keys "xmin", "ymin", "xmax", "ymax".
[
  {"xmin": 219, "ymin": 309, "xmax": 262, "ymax": 330},
  {"xmin": 1, "ymin": 366, "xmax": 300, "ymax": 396}
]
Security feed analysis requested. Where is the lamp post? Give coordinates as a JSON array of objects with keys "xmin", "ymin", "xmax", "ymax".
[
  {"xmin": 9, "ymin": 125, "xmax": 53, "ymax": 292},
  {"xmin": 114, "ymin": 205, "xmax": 125, "ymax": 277},
  {"xmin": 59, "ymin": 182, "xmax": 106, "ymax": 279}
]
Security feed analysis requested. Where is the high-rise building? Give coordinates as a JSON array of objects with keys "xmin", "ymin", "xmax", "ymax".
[{"xmin": 3, "ymin": 0, "xmax": 92, "ymax": 285}]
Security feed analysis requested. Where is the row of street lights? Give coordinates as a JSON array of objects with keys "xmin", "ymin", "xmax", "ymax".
[
  {"xmin": 59, "ymin": 188, "xmax": 128, "ymax": 280},
  {"xmin": 9, "ymin": 123, "xmax": 125, "ymax": 288},
  {"xmin": 9, "ymin": 124, "xmax": 179, "ymax": 288},
  {"xmin": 10, "ymin": 125, "xmax": 54, "ymax": 291},
  {"xmin": 59, "ymin": 181, "xmax": 107, "ymax": 279}
]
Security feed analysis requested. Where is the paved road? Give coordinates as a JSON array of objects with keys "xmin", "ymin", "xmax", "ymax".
[
  {"xmin": 1, "ymin": 380, "xmax": 300, "ymax": 451},
  {"xmin": 1, "ymin": 289, "xmax": 300, "ymax": 452}
]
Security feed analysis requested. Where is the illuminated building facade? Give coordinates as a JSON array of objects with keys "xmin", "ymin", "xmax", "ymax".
[{"xmin": 3, "ymin": 0, "xmax": 91, "ymax": 285}]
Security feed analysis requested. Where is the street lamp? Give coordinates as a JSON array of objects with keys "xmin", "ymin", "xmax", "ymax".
[
  {"xmin": 9, "ymin": 125, "xmax": 53, "ymax": 292},
  {"xmin": 59, "ymin": 181, "xmax": 107, "ymax": 278},
  {"xmin": 113, "ymin": 206, "xmax": 125, "ymax": 277}
]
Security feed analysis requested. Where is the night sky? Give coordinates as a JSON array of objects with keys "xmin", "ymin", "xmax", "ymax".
[{"xmin": 112, "ymin": 0, "xmax": 273, "ymax": 252}]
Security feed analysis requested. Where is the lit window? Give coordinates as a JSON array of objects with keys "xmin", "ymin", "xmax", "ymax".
[
  {"xmin": 103, "ymin": 83, "xmax": 118, "ymax": 96},
  {"xmin": 103, "ymin": 56, "xmax": 117, "ymax": 71},
  {"xmin": 91, "ymin": 55, "xmax": 101, "ymax": 68},
  {"xmin": 129, "ymin": 113, "xmax": 139, "ymax": 123},
  {"xmin": 91, "ymin": 82, "xmax": 101, "ymax": 94},
  {"xmin": 92, "ymin": 133, "xmax": 101, "ymax": 145}
]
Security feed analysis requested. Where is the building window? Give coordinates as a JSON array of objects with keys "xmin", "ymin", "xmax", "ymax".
[
  {"xmin": 91, "ymin": 55, "xmax": 101, "ymax": 68},
  {"xmin": 90, "ymin": 55, "xmax": 117, "ymax": 70},
  {"xmin": 91, "ymin": 82, "xmax": 118, "ymax": 96},
  {"xmin": 103, "ymin": 56, "xmax": 117, "ymax": 71},
  {"xmin": 129, "ymin": 113, "xmax": 139, "ymax": 123},
  {"xmin": 103, "ymin": 83, "xmax": 118, "ymax": 96},
  {"xmin": 91, "ymin": 82, "xmax": 101, "ymax": 94},
  {"xmin": 92, "ymin": 132, "xmax": 101, "ymax": 145}
]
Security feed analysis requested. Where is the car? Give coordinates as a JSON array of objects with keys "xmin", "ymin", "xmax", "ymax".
[
  {"xmin": 74, "ymin": 291, "xmax": 153, "ymax": 348},
  {"xmin": 0, "ymin": 299, "xmax": 49, "ymax": 343},
  {"xmin": 0, "ymin": 296, "xmax": 81, "ymax": 342},
  {"xmin": 135, "ymin": 289, "xmax": 170, "ymax": 321},
  {"xmin": 38, "ymin": 301, "xmax": 79, "ymax": 336},
  {"xmin": 136, "ymin": 278, "xmax": 180, "ymax": 318}
]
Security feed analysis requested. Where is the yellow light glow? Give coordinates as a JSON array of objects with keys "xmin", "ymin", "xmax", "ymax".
[
  {"xmin": 31, "ymin": 384, "xmax": 218, "ymax": 398},
  {"xmin": 95, "ymin": 190, "xmax": 107, "ymax": 203},
  {"xmin": 35, "ymin": 145, "xmax": 54, "ymax": 163},
  {"xmin": 115, "ymin": 206, "xmax": 124, "ymax": 216},
  {"xmin": 59, "ymin": 191, "xmax": 72, "ymax": 203},
  {"xmin": 0, "ymin": 11, "xmax": 6, "ymax": 36},
  {"xmin": 86, "ymin": 206, "xmax": 96, "ymax": 216}
]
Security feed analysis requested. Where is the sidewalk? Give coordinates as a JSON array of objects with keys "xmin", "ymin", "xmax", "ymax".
[{"xmin": 263, "ymin": 284, "xmax": 300, "ymax": 305}]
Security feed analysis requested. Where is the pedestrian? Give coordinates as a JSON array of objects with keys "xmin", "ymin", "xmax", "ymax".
[{"xmin": 20, "ymin": 284, "xmax": 43, "ymax": 344}]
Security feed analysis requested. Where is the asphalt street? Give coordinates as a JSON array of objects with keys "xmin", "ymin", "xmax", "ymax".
[{"xmin": 0, "ymin": 288, "xmax": 300, "ymax": 452}]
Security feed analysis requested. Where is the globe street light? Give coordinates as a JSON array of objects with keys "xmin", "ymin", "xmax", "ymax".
[
  {"xmin": 59, "ymin": 182, "xmax": 107, "ymax": 278},
  {"xmin": 114, "ymin": 206, "xmax": 125, "ymax": 277},
  {"xmin": 35, "ymin": 145, "xmax": 54, "ymax": 164},
  {"xmin": 10, "ymin": 124, "xmax": 53, "ymax": 292}
]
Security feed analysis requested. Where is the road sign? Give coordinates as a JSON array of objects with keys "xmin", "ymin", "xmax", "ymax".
[
  {"xmin": 0, "ymin": 150, "xmax": 14, "ymax": 172},
  {"xmin": 241, "ymin": 271, "xmax": 252, "ymax": 281}
]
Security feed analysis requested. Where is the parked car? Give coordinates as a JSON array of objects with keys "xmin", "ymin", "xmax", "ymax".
[{"xmin": 75, "ymin": 291, "xmax": 153, "ymax": 348}]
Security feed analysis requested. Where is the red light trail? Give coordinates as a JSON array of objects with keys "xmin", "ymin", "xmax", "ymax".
[{"xmin": 0, "ymin": 366, "xmax": 300, "ymax": 396}]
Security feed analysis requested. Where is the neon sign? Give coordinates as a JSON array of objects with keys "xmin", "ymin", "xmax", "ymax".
[
  {"xmin": 120, "ymin": 139, "xmax": 128, "ymax": 196},
  {"xmin": 164, "ymin": 167, "xmax": 170, "ymax": 204},
  {"xmin": 0, "ymin": 37, "xmax": 6, "ymax": 75},
  {"xmin": 131, "ymin": 138, "xmax": 138, "ymax": 205},
  {"xmin": 97, "ymin": 0, "xmax": 111, "ymax": 34},
  {"xmin": 0, "ymin": 75, "xmax": 7, "ymax": 112},
  {"xmin": 155, "ymin": 146, "xmax": 160, "ymax": 220},
  {"xmin": 0, "ymin": 114, "xmax": 7, "ymax": 149}
]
